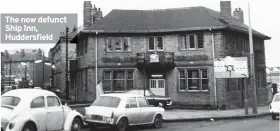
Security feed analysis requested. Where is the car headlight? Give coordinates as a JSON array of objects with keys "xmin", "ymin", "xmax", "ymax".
[{"xmin": 9, "ymin": 122, "xmax": 15, "ymax": 129}]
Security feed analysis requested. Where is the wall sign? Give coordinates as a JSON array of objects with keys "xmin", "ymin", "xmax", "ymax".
[
  {"xmin": 150, "ymin": 54, "xmax": 159, "ymax": 63},
  {"xmin": 102, "ymin": 56, "xmax": 136, "ymax": 63},
  {"xmin": 174, "ymin": 55, "xmax": 209, "ymax": 61}
]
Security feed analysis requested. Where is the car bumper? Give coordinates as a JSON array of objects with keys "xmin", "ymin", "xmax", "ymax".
[
  {"xmin": 84, "ymin": 117, "xmax": 115, "ymax": 126},
  {"xmin": 166, "ymin": 101, "xmax": 172, "ymax": 106}
]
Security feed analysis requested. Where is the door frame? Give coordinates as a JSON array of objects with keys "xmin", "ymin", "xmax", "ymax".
[{"xmin": 149, "ymin": 79, "xmax": 166, "ymax": 96}]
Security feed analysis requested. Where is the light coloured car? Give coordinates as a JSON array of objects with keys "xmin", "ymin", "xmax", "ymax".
[
  {"xmin": 269, "ymin": 93, "xmax": 280, "ymax": 120},
  {"xmin": 1, "ymin": 89, "xmax": 84, "ymax": 131},
  {"xmin": 84, "ymin": 93, "xmax": 165, "ymax": 131}
]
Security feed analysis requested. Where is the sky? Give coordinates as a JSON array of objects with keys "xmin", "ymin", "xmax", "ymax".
[{"xmin": 0, "ymin": 0, "xmax": 279, "ymax": 67}]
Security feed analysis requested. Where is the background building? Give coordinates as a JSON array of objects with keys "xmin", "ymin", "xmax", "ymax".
[{"xmin": 1, "ymin": 49, "xmax": 51, "ymax": 87}]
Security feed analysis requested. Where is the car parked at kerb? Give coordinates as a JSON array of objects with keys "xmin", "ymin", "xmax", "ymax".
[
  {"xmin": 1, "ymin": 89, "xmax": 83, "ymax": 131},
  {"xmin": 84, "ymin": 93, "xmax": 165, "ymax": 131}
]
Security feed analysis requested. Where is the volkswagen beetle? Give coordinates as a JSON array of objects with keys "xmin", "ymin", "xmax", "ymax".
[
  {"xmin": 84, "ymin": 93, "xmax": 165, "ymax": 131},
  {"xmin": 1, "ymin": 89, "xmax": 84, "ymax": 131}
]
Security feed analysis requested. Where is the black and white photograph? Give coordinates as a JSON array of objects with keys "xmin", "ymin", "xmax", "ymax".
[{"xmin": 0, "ymin": 0, "xmax": 280, "ymax": 131}]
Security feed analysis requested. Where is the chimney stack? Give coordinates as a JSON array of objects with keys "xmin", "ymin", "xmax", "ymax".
[
  {"xmin": 233, "ymin": 8, "xmax": 244, "ymax": 23},
  {"xmin": 83, "ymin": 1, "xmax": 93, "ymax": 28},
  {"xmin": 220, "ymin": 1, "xmax": 232, "ymax": 23}
]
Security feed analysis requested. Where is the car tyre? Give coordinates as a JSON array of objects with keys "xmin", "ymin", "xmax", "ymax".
[
  {"xmin": 116, "ymin": 118, "xmax": 128, "ymax": 131},
  {"xmin": 272, "ymin": 114, "xmax": 277, "ymax": 120},
  {"xmin": 71, "ymin": 117, "xmax": 81, "ymax": 131},
  {"xmin": 22, "ymin": 122, "xmax": 36, "ymax": 131},
  {"xmin": 153, "ymin": 114, "xmax": 163, "ymax": 128}
]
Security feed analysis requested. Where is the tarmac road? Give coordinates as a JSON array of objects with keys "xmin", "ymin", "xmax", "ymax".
[{"xmin": 81, "ymin": 116, "xmax": 279, "ymax": 131}]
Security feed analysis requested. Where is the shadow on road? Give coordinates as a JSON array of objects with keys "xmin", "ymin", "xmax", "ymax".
[{"xmin": 86, "ymin": 125, "xmax": 160, "ymax": 131}]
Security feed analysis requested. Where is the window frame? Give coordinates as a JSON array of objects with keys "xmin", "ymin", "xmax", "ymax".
[
  {"xmin": 178, "ymin": 68, "xmax": 209, "ymax": 92},
  {"xmin": 46, "ymin": 96, "xmax": 61, "ymax": 107},
  {"xmin": 103, "ymin": 69, "xmax": 135, "ymax": 93},
  {"xmin": 179, "ymin": 33, "xmax": 205, "ymax": 50},
  {"xmin": 106, "ymin": 37, "xmax": 132, "ymax": 52},
  {"xmin": 148, "ymin": 36, "xmax": 164, "ymax": 52},
  {"xmin": 137, "ymin": 97, "xmax": 149, "ymax": 107},
  {"xmin": 30, "ymin": 96, "xmax": 46, "ymax": 109}
]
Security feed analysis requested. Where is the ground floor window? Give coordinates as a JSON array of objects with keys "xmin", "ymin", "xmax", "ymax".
[
  {"xmin": 103, "ymin": 69, "xmax": 134, "ymax": 92},
  {"xmin": 178, "ymin": 68, "xmax": 209, "ymax": 91}
]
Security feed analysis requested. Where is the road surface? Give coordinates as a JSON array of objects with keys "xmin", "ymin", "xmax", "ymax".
[{"xmin": 81, "ymin": 116, "xmax": 279, "ymax": 131}]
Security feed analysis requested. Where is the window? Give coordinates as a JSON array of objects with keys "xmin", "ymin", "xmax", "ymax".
[
  {"xmin": 148, "ymin": 36, "xmax": 164, "ymax": 51},
  {"xmin": 47, "ymin": 96, "xmax": 60, "ymax": 107},
  {"xmin": 179, "ymin": 71, "xmax": 186, "ymax": 91},
  {"xmin": 126, "ymin": 97, "xmax": 138, "ymax": 108},
  {"xmin": 127, "ymin": 71, "xmax": 134, "ymax": 90},
  {"xmin": 113, "ymin": 71, "xmax": 125, "ymax": 91},
  {"xmin": 188, "ymin": 69, "xmax": 200, "ymax": 90},
  {"xmin": 189, "ymin": 35, "xmax": 196, "ymax": 49},
  {"xmin": 273, "ymin": 95, "xmax": 280, "ymax": 102},
  {"xmin": 1, "ymin": 96, "xmax": 20, "ymax": 107},
  {"xmin": 30, "ymin": 96, "xmax": 45, "ymax": 108},
  {"xmin": 138, "ymin": 97, "xmax": 149, "ymax": 107},
  {"xmin": 103, "ymin": 70, "xmax": 134, "ymax": 92},
  {"xmin": 179, "ymin": 33, "xmax": 204, "ymax": 50},
  {"xmin": 106, "ymin": 37, "xmax": 131, "ymax": 52},
  {"xmin": 178, "ymin": 69, "xmax": 209, "ymax": 91},
  {"xmin": 92, "ymin": 96, "xmax": 121, "ymax": 108}
]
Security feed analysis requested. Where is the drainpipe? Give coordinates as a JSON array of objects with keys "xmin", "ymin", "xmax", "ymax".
[
  {"xmin": 95, "ymin": 31, "xmax": 98, "ymax": 86},
  {"xmin": 210, "ymin": 28, "xmax": 218, "ymax": 108}
]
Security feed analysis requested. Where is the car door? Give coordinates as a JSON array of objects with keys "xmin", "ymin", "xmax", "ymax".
[
  {"xmin": 137, "ymin": 97, "xmax": 154, "ymax": 123},
  {"xmin": 125, "ymin": 97, "xmax": 141, "ymax": 125},
  {"xmin": 144, "ymin": 90, "xmax": 157, "ymax": 106},
  {"xmin": 46, "ymin": 96, "xmax": 64, "ymax": 131},
  {"xmin": 29, "ymin": 96, "xmax": 47, "ymax": 131}
]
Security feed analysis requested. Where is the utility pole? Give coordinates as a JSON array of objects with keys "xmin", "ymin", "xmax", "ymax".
[
  {"xmin": 9, "ymin": 58, "xmax": 11, "ymax": 86},
  {"xmin": 65, "ymin": 26, "xmax": 69, "ymax": 100},
  {"xmin": 95, "ymin": 31, "xmax": 98, "ymax": 86},
  {"xmin": 248, "ymin": 1, "xmax": 258, "ymax": 114},
  {"xmin": 24, "ymin": 62, "xmax": 27, "ymax": 79},
  {"xmin": 42, "ymin": 52, "xmax": 45, "ymax": 87}
]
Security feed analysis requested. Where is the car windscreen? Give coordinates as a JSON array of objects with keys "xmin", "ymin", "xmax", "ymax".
[
  {"xmin": 1, "ymin": 96, "xmax": 21, "ymax": 107},
  {"xmin": 273, "ymin": 95, "xmax": 280, "ymax": 102},
  {"xmin": 91, "ymin": 96, "xmax": 121, "ymax": 108}
]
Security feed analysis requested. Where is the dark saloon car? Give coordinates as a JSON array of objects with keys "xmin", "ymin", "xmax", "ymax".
[{"xmin": 125, "ymin": 89, "xmax": 172, "ymax": 108}]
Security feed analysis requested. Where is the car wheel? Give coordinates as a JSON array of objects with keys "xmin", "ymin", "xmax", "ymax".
[
  {"xmin": 71, "ymin": 117, "xmax": 81, "ymax": 131},
  {"xmin": 116, "ymin": 118, "xmax": 128, "ymax": 131},
  {"xmin": 158, "ymin": 102, "xmax": 165, "ymax": 109},
  {"xmin": 21, "ymin": 123, "xmax": 36, "ymax": 131},
  {"xmin": 272, "ymin": 114, "xmax": 277, "ymax": 120},
  {"xmin": 153, "ymin": 114, "xmax": 163, "ymax": 128}
]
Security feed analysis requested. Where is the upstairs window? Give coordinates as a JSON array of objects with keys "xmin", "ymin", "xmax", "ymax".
[
  {"xmin": 148, "ymin": 36, "xmax": 164, "ymax": 51},
  {"xmin": 106, "ymin": 37, "xmax": 131, "ymax": 52},
  {"xmin": 180, "ymin": 33, "xmax": 204, "ymax": 50}
]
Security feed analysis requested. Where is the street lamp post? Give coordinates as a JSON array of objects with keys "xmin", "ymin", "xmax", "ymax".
[
  {"xmin": 65, "ymin": 26, "xmax": 69, "ymax": 100},
  {"xmin": 9, "ymin": 58, "xmax": 12, "ymax": 86},
  {"xmin": 248, "ymin": 1, "xmax": 258, "ymax": 114}
]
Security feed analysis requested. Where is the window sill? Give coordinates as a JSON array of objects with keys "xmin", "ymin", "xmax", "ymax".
[
  {"xmin": 178, "ymin": 90, "xmax": 209, "ymax": 93},
  {"xmin": 106, "ymin": 51, "xmax": 132, "ymax": 53},
  {"xmin": 179, "ymin": 48, "xmax": 205, "ymax": 51}
]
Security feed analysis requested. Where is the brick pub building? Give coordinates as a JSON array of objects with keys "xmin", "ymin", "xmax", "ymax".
[{"xmin": 70, "ymin": 1, "xmax": 270, "ymax": 109}]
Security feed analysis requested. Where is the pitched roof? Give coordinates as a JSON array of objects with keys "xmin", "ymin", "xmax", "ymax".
[{"xmin": 79, "ymin": 6, "xmax": 270, "ymax": 40}]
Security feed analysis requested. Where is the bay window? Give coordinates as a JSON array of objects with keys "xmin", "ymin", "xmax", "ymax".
[
  {"xmin": 103, "ymin": 70, "xmax": 134, "ymax": 92},
  {"xmin": 178, "ymin": 68, "xmax": 209, "ymax": 91}
]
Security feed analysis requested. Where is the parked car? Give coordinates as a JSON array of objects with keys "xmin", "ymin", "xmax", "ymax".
[
  {"xmin": 1, "ymin": 89, "xmax": 83, "ymax": 131},
  {"xmin": 125, "ymin": 89, "xmax": 172, "ymax": 108},
  {"xmin": 269, "ymin": 92, "xmax": 280, "ymax": 120},
  {"xmin": 84, "ymin": 93, "xmax": 165, "ymax": 131}
]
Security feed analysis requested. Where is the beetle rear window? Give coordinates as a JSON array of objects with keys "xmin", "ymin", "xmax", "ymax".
[
  {"xmin": 1, "ymin": 96, "xmax": 20, "ymax": 107},
  {"xmin": 91, "ymin": 96, "xmax": 121, "ymax": 108}
]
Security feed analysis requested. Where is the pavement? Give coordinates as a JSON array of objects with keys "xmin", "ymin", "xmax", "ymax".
[
  {"xmin": 69, "ymin": 104, "xmax": 270, "ymax": 122},
  {"xmin": 80, "ymin": 116, "xmax": 280, "ymax": 131}
]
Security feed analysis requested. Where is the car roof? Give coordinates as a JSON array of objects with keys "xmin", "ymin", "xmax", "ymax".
[
  {"xmin": 2, "ymin": 89, "xmax": 56, "ymax": 98},
  {"xmin": 100, "ymin": 93, "xmax": 144, "ymax": 98}
]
